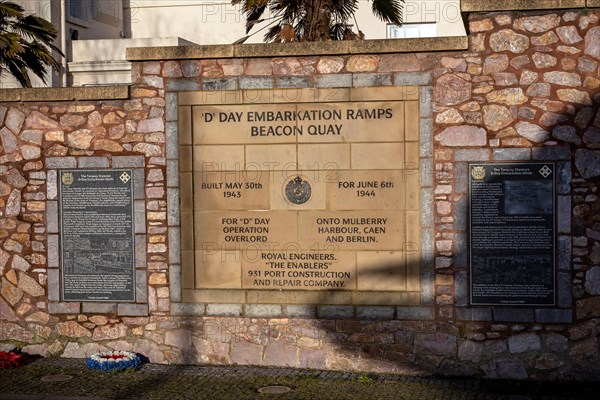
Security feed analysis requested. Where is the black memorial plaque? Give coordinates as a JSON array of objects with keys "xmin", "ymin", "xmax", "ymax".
[
  {"xmin": 60, "ymin": 170, "xmax": 135, "ymax": 302},
  {"xmin": 469, "ymin": 163, "xmax": 556, "ymax": 306}
]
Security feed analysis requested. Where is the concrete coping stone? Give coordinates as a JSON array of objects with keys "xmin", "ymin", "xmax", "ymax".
[
  {"xmin": 462, "ymin": 0, "xmax": 587, "ymax": 12},
  {"xmin": 126, "ymin": 37, "xmax": 468, "ymax": 61},
  {"xmin": 0, "ymin": 85, "xmax": 130, "ymax": 102}
]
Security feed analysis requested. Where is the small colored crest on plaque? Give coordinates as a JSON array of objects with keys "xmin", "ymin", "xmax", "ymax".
[
  {"xmin": 471, "ymin": 166, "xmax": 486, "ymax": 180},
  {"xmin": 61, "ymin": 172, "xmax": 74, "ymax": 185},
  {"xmin": 285, "ymin": 176, "xmax": 311, "ymax": 205}
]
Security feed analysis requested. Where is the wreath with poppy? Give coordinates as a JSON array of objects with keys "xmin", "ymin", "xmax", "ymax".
[
  {"xmin": 0, "ymin": 351, "xmax": 24, "ymax": 369},
  {"xmin": 86, "ymin": 351, "xmax": 141, "ymax": 371}
]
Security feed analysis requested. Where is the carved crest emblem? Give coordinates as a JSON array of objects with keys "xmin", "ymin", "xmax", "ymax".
[
  {"xmin": 285, "ymin": 176, "xmax": 311, "ymax": 205},
  {"xmin": 61, "ymin": 172, "xmax": 74, "ymax": 185},
  {"xmin": 471, "ymin": 166, "xmax": 486, "ymax": 180}
]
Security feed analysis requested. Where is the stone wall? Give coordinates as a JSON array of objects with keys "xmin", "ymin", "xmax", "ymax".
[
  {"xmin": 1, "ymin": 7, "xmax": 600, "ymax": 380},
  {"xmin": 430, "ymin": 8, "xmax": 600, "ymax": 379}
]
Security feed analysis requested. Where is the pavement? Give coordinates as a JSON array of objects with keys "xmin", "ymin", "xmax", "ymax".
[{"xmin": 0, "ymin": 358, "xmax": 599, "ymax": 400}]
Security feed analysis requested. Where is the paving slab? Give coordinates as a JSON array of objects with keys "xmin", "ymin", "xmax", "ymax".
[{"xmin": 0, "ymin": 358, "xmax": 598, "ymax": 400}]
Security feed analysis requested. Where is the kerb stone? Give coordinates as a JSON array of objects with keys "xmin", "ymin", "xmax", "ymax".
[
  {"xmin": 45, "ymin": 157, "xmax": 76, "ymax": 169},
  {"xmin": 396, "ymin": 306, "xmax": 434, "ymax": 320},
  {"xmin": 244, "ymin": 304, "xmax": 282, "ymax": 318},
  {"xmin": 78, "ymin": 157, "xmax": 109, "ymax": 168},
  {"xmin": 393, "ymin": 72, "xmax": 432, "ymax": 86},
  {"xmin": 356, "ymin": 306, "xmax": 394, "ymax": 320},
  {"xmin": 206, "ymin": 304, "xmax": 242, "ymax": 317},
  {"xmin": 508, "ymin": 333, "xmax": 542, "ymax": 353},
  {"xmin": 112, "ymin": 156, "xmax": 145, "ymax": 168},
  {"xmin": 264, "ymin": 340, "xmax": 298, "ymax": 367},
  {"xmin": 414, "ymin": 333, "xmax": 457, "ymax": 356},
  {"xmin": 353, "ymin": 73, "xmax": 391, "ymax": 87},
  {"xmin": 493, "ymin": 148, "xmax": 531, "ymax": 160},
  {"xmin": 435, "ymin": 126, "xmax": 487, "ymax": 147},
  {"xmin": 117, "ymin": 304, "xmax": 148, "ymax": 316},
  {"xmin": 535, "ymin": 309, "xmax": 573, "ymax": 324},
  {"xmin": 575, "ymin": 149, "xmax": 600, "ymax": 178},
  {"xmin": 82, "ymin": 303, "xmax": 117, "ymax": 314},
  {"xmin": 171, "ymin": 303, "xmax": 204, "ymax": 316},
  {"xmin": 454, "ymin": 149, "xmax": 491, "ymax": 161},
  {"xmin": 165, "ymin": 329, "xmax": 192, "ymax": 349},
  {"xmin": 482, "ymin": 358, "xmax": 528, "ymax": 380},
  {"xmin": 317, "ymin": 306, "xmax": 354, "ymax": 319},
  {"xmin": 493, "ymin": 308, "xmax": 533, "ymax": 322},
  {"xmin": 230, "ymin": 340, "xmax": 262, "ymax": 365},
  {"xmin": 455, "ymin": 308, "xmax": 492, "ymax": 321},
  {"xmin": 282, "ymin": 305, "xmax": 317, "ymax": 318},
  {"xmin": 532, "ymin": 147, "xmax": 571, "ymax": 160}
]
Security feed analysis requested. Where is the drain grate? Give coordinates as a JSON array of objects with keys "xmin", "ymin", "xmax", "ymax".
[
  {"xmin": 257, "ymin": 385, "xmax": 293, "ymax": 394},
  {"xmin": 40, "ymin": 374, "xmax": 73, "ymax": 382}
]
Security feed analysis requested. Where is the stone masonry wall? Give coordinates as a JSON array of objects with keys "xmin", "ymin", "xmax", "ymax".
[
  {"xmin": 431, "ymin": 9, "xmax": 600, "ymax": 379},
  {"xmin": 1, "ymin": 7, "xmax": 600, "ymax": 380}
]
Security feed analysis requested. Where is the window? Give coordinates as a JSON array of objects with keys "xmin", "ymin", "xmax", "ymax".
[
  {"xmin": 69, "ymin": 0, "xmax": 97, "ymax": 21},
  {"xmin": 387, "ymin": 23, "xmax": 437, "ymax": 39}
]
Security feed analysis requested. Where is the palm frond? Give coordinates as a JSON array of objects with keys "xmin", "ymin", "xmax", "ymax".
[
  {"xmin": 4, "ymin": 57, "xmax": 30, "ymax": 87},
  {"xmin": 0, "ymin": 0, "xmax": 61, "ymax": 87},
  {"xmin": 331, "ymin": 0, "xmax": 359, "ymax": 21},
  {"xmin": 371, "ymin": 0, "xmax": 403, "ymax": 24},
  {"xmin": 263, "ymin": 24, "xmax": 282, "ymax": 42},
  {"xmin": 274, "ymin": 23, "xmax": 296, "ymax": 42},
  {"xmin": 0, "ymin": 1, "xmax": 23, "ymax": 19},
  {"xmin": 245, "ymin": 5, "xmax": 267, "ymax": 33},
  {"xmin": 233, "ymin": 0, "xmax": 403, "ymax": 42}
]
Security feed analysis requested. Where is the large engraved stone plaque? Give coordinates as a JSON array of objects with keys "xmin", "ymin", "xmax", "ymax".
[
  {"xmin": 179, "ymin": 87, "xmax": 421, "ymax": 302},
  {"xmin": 469, "ymin": 163, "xmax": 556, "ymax": 306},
  {"xmin": 60, "ymin": 170, "xmax": 135, "ymax": 302}
]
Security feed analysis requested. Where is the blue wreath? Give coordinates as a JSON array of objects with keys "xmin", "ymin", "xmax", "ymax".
[{"xmin": 86, "ymin": 352, "xmax": 141, "ymax": 371}]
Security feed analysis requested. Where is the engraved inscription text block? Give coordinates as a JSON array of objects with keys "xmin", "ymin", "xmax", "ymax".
[{"xmin": 60, "ymin": 170, "xmax": 135, "ymax": 302}]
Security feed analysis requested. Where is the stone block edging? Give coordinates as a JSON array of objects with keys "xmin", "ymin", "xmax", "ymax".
[
  {"xmin": 0, "ymin": 86, "xmax": 130, "ymax": 102},
  {"xmin": 461, "ymin": 0, "xmax": 589, "ymax": 12},
  {"xmin": 126, "ymin": 37, "xmax": 469, "ymax": 61}
]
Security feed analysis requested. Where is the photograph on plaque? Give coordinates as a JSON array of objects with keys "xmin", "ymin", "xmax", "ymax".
[
  {"xmin": 59, "ymin": 170, "xmax": 135, "ymax": 302},
  {"xmin": 469, "ymin": 163, "xmax": 556, "ymax": 306}
]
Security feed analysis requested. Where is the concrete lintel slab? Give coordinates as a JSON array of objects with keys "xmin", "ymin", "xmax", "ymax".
[
  {"xmin": 462, "ymin": 0, "xmax": 586, "ymax": 12},
  {"xmin": 126, "ymin": 37, "xmax": 469, "ymax": 62}
]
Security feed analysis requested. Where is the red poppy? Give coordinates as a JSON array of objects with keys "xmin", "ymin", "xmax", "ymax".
[{"xmin": 0, "ymin": 352, "xmax": 24, "ymax": 369}]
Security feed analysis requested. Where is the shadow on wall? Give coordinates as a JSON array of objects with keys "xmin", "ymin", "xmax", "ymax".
[
  {"xmin": 150, "ymin": 63, "xmax": 600, "ymax": 381},
  {"xmin": 2, "ymin": 85, "xmax": 600, "ymax": 384},
  {"xmin": 3, "ymin": 8, "xmax": 600, "ymax": 384}
]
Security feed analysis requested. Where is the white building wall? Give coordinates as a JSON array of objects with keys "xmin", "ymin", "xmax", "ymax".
[
  {"xmin": 125, "ymin": 0, "xmax": 464, "ymax": 44},
  {"xmin": 66, "ymin": 0, "xmax": 124, "ymax": 40},
  {"xmin": 1, "ymin": 0, "xmax": 465, "ymax": 87},
  {"xmin": 1, "ymin": 0, "xmax": 125, "ymax": 88},
  {"xmin": 357, "ymin": 0, "xmax": 464, "ymax": 39},
  {"xmin": 68, "ymin": 37, "xmax": 194, "ymax": 85},
  {"xmin": 125, "ymin": 1, "xmax": 246, "ymax": 43}
]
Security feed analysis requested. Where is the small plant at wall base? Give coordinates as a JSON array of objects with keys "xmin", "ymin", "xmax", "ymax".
[
  {"xmin": 232, "ymin": 0, "xmax": 404, "ymax": 42},
  {"xmin": 0, "ymin": 1, "xmax": 63, "ymax": 87}
]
